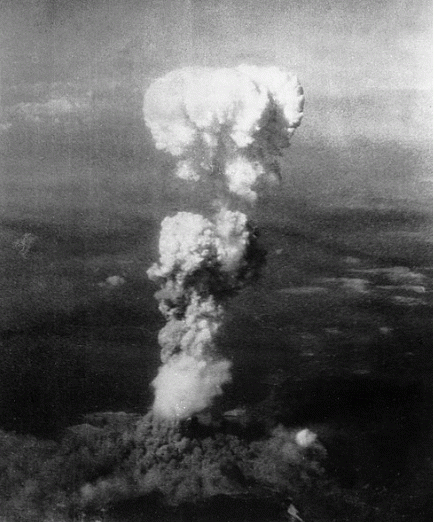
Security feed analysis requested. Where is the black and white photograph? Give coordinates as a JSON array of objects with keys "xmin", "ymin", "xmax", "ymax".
[{"xmin": 0, "ymin": 1, "xmax": 431, "ymax": 520}]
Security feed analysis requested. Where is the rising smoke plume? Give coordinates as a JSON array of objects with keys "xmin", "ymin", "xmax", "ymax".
[{"xmin": 144, "ymin": 65, "xmax": 304, "ymax": 420}]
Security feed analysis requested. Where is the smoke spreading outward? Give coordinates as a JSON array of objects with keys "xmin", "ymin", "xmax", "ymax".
[{"xmin": 145, "ymin": 65, "xmax": 304, "ymax": 421}]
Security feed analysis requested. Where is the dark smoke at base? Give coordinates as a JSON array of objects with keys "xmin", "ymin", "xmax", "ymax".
[
  {"xmin": 78, "ymin": 412, "xmax": 326, "ymax": 512},
  {"xmin": 0, "ymin": 377, "xmax": 430, "ymax": 520},
  {"xmin": 0, "ymin": 411, "xmax": 327, "ymax": 519}
]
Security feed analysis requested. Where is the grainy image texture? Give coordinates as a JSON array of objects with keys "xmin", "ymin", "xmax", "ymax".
[{"xmin": 0, "ymin": 1, "xmax": 431, "ymax": 521}]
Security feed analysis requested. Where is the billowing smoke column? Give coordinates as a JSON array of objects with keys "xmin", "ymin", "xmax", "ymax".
[{"xmin": 145, "ymin": 65, "xmax": 304, "ymax": 421}]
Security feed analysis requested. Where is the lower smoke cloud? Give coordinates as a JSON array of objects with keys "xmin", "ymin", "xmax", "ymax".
[
  {"xmin": 78, "ymin": 415, "xmax": 326, "ymax": 511},
  {"xmin": 145, "ymin": 65, "xmax": 304, "ymax": 420},
  {"xmin": 147, "ymin": 209, "xmax": 265, "ymax": 420}
]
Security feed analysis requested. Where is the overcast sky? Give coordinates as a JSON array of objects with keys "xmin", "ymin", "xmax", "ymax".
[{"xmin": 0, "ymin": 0, "xmax": 431, "ymax": 94}]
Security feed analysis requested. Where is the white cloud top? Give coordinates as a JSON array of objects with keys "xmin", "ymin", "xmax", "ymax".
[{"xmin": 144, "ymin": 65, "xmax": 304, "ymax": 201}]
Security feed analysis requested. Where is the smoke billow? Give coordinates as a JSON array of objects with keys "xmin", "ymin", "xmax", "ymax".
[
  {"xmin": 147, "ymin": 208, "xmax": 265, "ymax": 419},
  {"xmin": 144, "ymin": 65, "xmax": 304, "ymax": 420}
]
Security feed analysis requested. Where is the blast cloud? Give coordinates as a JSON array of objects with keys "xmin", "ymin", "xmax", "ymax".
[
  {"xmin": 144, "ymin": 65, "xmax": 304, "ymax": 420},
  {"xmin": 144, "ymin": 65, "xmax": 304, "ymax": 202}
]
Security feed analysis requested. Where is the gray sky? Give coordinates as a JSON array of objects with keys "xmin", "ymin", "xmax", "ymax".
[
  {"xmin": 1, "ymin": 0, "xmax": 431, "ymax": 93},
  {"xmin": 0, "ymin": 0, "xmax": 431, "ymax": 158}
]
